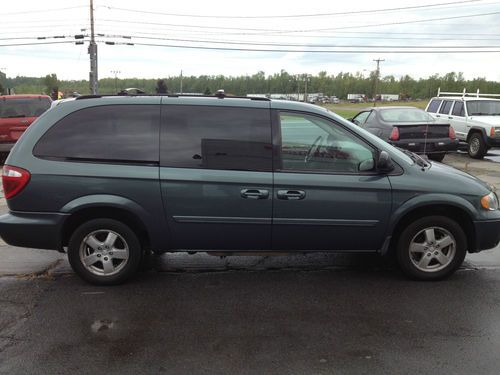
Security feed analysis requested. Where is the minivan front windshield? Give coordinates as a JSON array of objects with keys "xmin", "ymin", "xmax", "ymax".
[{"xmin": 466, "ymin": 100, "xmax": 500, "ymax": 116}]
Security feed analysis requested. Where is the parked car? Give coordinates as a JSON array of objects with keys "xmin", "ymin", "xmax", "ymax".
[
  {"xmin": 0, "ymin": 94, "xmax": 498, "ymax": 285},
  {"xmin": 425, "ymin": 90, "xmax": 500, "ymax": 159},
  {"xmin": 0, "ymin": 95, "xmax": 52, "ymax": 162},
  {"xmin": 350, "ymin": 106, "xmax": 458, "ymax": 162}
]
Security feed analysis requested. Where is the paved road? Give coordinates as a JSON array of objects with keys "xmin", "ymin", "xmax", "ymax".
[{"xmin": 1, "ymin": 265, "xmax": 500, "ymax": 374}]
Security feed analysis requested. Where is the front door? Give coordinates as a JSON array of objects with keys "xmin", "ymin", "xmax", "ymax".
[
  {"xmin": 272, "ymin": 111, "xmax": 392, "ymax": 251},
  {"xmin": 159, "ymin": 102, "xmax": 273, "ymax": 250}
]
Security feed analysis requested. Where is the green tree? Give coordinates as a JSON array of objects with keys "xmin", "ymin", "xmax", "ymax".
[
  {"xmin": 155, "ymin": 79, "xmax": 168, "ymax": 94},
  {"xmin": 43, "ymin": 73, "xmax": 59, "ymax": 97}
]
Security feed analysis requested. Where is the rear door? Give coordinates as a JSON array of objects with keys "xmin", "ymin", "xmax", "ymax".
[
  {"xmin": 159, "ymin": 100, "xmax": 273, "ymax": 250},
  {"xmin": 271, "ymin": 110, "xmax": 392, "ymax": 251}
]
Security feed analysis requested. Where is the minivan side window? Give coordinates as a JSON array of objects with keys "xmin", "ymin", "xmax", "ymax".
[
  {"xmin": 439, "ymin": 100, "xmax": 453, "ymax": 114},
  {"xmin": 278, "ymin": 112, "xmax": 375, "ymax": 173},
  {"xmin": 161, "ymin": 105, "xmax": 272, "ymax": 171},
  {"xmin": 34, "ymin": 105, "xmax": 159, "ymax": 163},
  {"xmin": 427, "ymin": 99, "xmax": 442, "ymax": 113},
  {"xmin": 451, "ymin": 101, "xmax": 465, "ymax": 117}
]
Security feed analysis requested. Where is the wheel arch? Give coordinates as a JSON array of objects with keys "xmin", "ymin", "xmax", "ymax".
[
  {"xmin": 466, "ymin": 127, "xmax": 487, "ymax": 143},
  {"xmin": 386, "ymin": 199, "xmax": 477, "ymax": 256},
  {"xmin": 60, "ymin": 195, "xmax": 153, "ymax": 251}
]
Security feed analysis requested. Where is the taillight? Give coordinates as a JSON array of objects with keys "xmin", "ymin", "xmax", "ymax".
[
  {"xmin": 491, "ymin": 127, "xmax": 496, "ymax": 137},
  {"xmin": 2, "ymin": 165, "xmax": 31, "ymax": 199},
  {"xmin": 389, "ymin": 127, "xmax": 400, "ymax": 141},
  {"xmin": 449, "ymin": 126, "xmax": 456, "ymax": 140}
]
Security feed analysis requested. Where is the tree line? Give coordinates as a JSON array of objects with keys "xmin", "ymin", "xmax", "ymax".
[{"xmin": 2, "ymin": 70, "xmax": 500, "ymax": 99}]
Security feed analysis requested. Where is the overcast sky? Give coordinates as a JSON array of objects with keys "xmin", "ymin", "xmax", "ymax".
[{"xmin": 1, "ymin": 0, "xmax": 500, "ymax": 81}]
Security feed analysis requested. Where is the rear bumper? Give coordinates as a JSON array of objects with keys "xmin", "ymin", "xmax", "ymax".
[
  {"xmin": 0, "ymin": 143, "xmax": 14, "ymax": 152},
  {"xmin": 389, "ymin": 138, "xmax": 459, "ymax": 154},
  {"xmin": 0, "ymin": 211, "xmax": 68, "ymax": 251},
  {"xmin": 473, "ymin": 219, "xmax": 500, "ymax": 252}
]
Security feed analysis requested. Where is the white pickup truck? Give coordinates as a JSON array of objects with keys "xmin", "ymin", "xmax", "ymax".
[{"xmin": 425, "ymin": 89, "xmax": 500, "ymax": 158}]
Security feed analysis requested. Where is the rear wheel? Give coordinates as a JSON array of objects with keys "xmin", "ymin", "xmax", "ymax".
[
  {"xmin": 68, "ymin": 219, "xmax": 142, "ymax": 285},
  {"xmin": 396, "ymin": 216, "xmax": 467, "ymax": 280},
  {"xmin": 468, "ymin": 133, "xmax": 487, "ymax": 159},
  {"xmin": 428, "ymin": 153, "xmax": 445, "ymax": 162}
]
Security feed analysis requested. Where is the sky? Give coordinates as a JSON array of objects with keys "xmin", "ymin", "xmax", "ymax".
[{"xmin": 1, "ymin": 0, "xmax": 500, "ymax": 81}]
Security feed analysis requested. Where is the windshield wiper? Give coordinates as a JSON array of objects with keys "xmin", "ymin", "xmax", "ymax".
[{"xmin": 396, "ymin": 147, "xmax": 429, "ymax": 168}]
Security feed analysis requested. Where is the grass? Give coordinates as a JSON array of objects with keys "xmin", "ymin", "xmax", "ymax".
[{"xmin": 323, "ymin": 100, "xmax": 428, "ymax": 118}]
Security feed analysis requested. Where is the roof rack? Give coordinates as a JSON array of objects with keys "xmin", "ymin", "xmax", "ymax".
[
  {"xmin": 437, "ymin": 87, "xmax": 500, "ymax": 99},
  {"xmin": 75, "ymin": 93, "xmax": 271, "ymax": 101}
]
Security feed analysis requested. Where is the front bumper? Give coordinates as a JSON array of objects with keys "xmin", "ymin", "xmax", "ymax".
[
  {"xmin": 0, "ymin": 211, "xmax": 68, "ymax": 251},
  {"xmin": 486, "ymin": 136, "xmax": 500, "ymax": 148},
  {"xmin": 473, "ymin": 219, "xmax": 500, "ymax": 252},
  {"xmin": 390, "ymin": 138, "xmax": 459, "ymax": 154}
]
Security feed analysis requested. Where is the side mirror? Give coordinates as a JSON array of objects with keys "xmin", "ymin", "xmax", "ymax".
[
  {"xmin": 358, "ymin": 158, "xmax": 375, "ymax": 172},
  {"xmin": 377, "ymin": 150, "xmax": 394, "ymax": 172}
]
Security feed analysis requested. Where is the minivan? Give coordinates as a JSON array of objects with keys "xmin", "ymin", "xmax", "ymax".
[{"xmin": 0, "ymin": 94, "xmax": 498, "ymax": 285}]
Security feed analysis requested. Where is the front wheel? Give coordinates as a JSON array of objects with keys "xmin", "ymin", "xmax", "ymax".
[
  {"xmin": 68, "ymin": 219, "xmax": 143, "ymax": 285},
  {"xmin": 396, "ymin": 216, "xmax": 467, "ymax": 280},
  {"xmin": 468, "ymin": 133, "xmax": 487, "ymax": 159}
]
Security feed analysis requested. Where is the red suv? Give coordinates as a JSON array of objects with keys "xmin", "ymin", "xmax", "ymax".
[{"xmin": 0, "ymin": 95, "xmax": 52, "ymax": 161}]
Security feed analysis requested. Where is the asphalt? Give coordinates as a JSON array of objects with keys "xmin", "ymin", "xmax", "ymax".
[
  {"xmin": 1, "ymin": 266, "xmax": 500, "ymax": 374},
  {"xmin": 0, "ymin": 151, "xmax": 500, "ymax": 374}
]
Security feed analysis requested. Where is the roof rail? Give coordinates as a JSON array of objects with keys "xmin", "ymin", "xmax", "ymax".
[
  {"xmin": 75, "ymin": 93, "xmax": 271, "ymax": 101},
  {"xmin": 437, "ymin": 87, "xmax": 500, "ymax": 99}
]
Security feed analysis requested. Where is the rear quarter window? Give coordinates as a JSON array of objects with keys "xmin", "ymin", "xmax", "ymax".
[
  {"xmin": 34, "ymin": 105, "xmax": 160, "ymax": 163},
  {"xmin": 426, "ymin": 99, "xmax": 442, "ymax": 113}
]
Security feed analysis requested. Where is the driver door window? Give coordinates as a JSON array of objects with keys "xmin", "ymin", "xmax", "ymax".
[{"xmin": 279, "ymin": 112, "xmax": 375, "ymax": 173}]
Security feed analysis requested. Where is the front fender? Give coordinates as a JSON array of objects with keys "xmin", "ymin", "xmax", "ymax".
[{"xmin": 388, "ymin": 193, "xmax": 477, "ymax": 233}]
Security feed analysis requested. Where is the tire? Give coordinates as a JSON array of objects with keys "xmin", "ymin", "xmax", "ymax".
[
  {"xmin": 396, "ymin": 216, "xmax": 467, "ymax": 281},
  {"xmin": 428, "ymin": 153, "xmax": 445, "ymax": 162},
  {"xmin": 468, "ymin": 133, "xmax": 487, "ymax": 159},
  {"xmin": 68, "ymin": 219, "xmax": 143, "ymax": 285}
]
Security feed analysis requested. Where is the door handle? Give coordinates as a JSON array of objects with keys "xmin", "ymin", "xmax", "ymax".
[
  {"xmin": 240, "ymin": 189, "xmax": 269, "ymax": 199},
  {"xmin": 277, "ymin": 190, "xmax": 306, "ymax": 200},
  {"xmin": 436, "ymin": 114, "xmax": 441, "ymax": 117},
  {"xmin": 448, "ymin": 116, "xmax": 453, "ymax": 119}
]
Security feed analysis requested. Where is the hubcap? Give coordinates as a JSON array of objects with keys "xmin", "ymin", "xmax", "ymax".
[
  {"xmin": 470, "ymin": 138, "xmax": 480, "ymax": 155},
  {"xmin": 409, "ymin": 226, "xmax": 456, "ymax": 273},
  {"xmin": 79, "ymin": 229, "xmax": 129, "ymax": 277}
]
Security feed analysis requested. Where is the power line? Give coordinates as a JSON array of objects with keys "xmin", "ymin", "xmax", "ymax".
[
  {"xmin": 0, "ymin": 41, "xmax": 85, "ymax": 47},
  {"xmin": 94, "ymin": 28, "xmax": 500, "ymax": 42},
  {"xmin": 3, "ymin": 5, "xmax": 87, "ymax": 16},
  {"xmin": 100, "ymin": 33, "xmax": 500, "ymax": 49},
  {"xmin": 97, "ymin": 11, "xmax": 500, "ymax": 35},
  {"xmin": 99, "ymin": 0, "xmax": 485, "ymax": 19},
  {"xmin": 109, "ymin": 41, "xmax": 500, "ymax": 53}
]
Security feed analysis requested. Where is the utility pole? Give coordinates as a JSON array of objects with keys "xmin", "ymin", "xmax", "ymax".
[
  {"xmin": 304, "ymin": 74, "xmax": 310, "ymax": 103},
  {"xmin": 111, "ymin": 70, "xmax": 120, "ymax": 93},
  {"xmin": 89, "ymin": 0, "xmax": 98, "ymax": 94},
  {"xmin": 180, "ymin": 70, "xmax": 183, "ymax": 94},
  {"xmin": 373, "ymin": 58, "xmax": 384, "ymax": 107}
]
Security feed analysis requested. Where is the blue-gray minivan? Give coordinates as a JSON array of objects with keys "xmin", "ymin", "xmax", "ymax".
[{"xmin": 0, "ymin": 94, "xmax": 499, "ymax": 284}]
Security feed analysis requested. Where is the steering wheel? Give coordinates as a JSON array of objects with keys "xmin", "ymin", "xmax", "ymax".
[{"xmin": 304, "ymin": 136, "xmax": 323, "ymax": 163}]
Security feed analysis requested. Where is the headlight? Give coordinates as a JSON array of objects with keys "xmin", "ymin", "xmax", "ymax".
[{"xmin": 481, "ymin": 192, "xmax": 499, "ymax": 211}]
